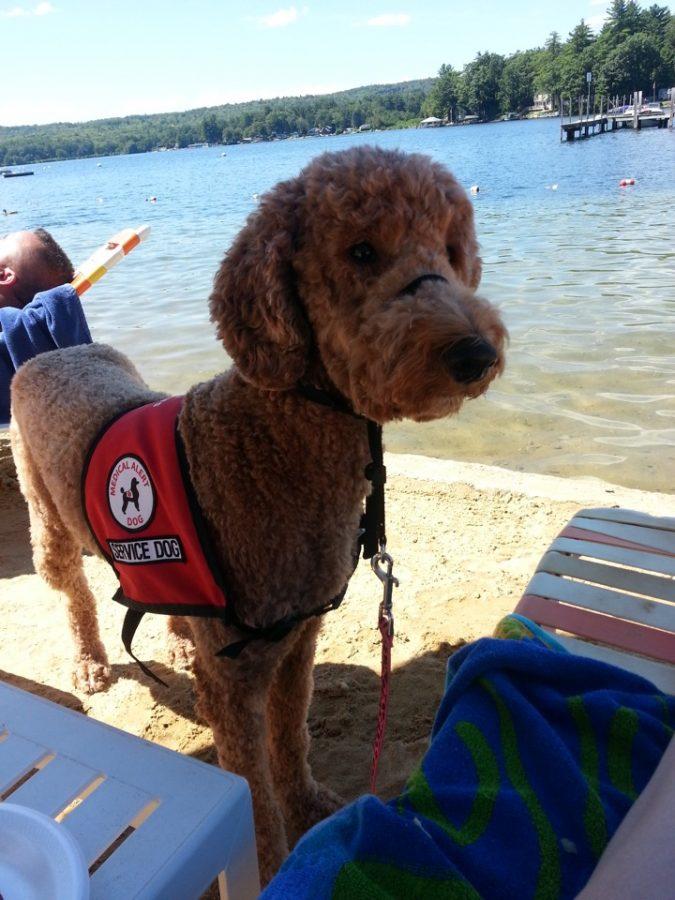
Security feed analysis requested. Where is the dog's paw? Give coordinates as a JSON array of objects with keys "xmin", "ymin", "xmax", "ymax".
[
  {"xmin": 311, "ymin": 782, "xmax": 344, "ymax": 820},
  {"xmin": 73, "ymin": 657, "xmax": 112, "ymax": 694},
  {"xmin": 285, "ymin": 782, "xmax": 344, "ymax": 846}
]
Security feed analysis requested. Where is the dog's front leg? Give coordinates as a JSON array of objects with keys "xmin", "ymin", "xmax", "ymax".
[
  {"xmin": 190, "ymin": 626, "xmax": 289, "ymax": 885},
  {"xmin": 166, "ymin": 615, "xmax": 195, "ymax": 670},
  {"xmin": 267, "ymin": 618, "xmax": 343, "ymax": 847}
]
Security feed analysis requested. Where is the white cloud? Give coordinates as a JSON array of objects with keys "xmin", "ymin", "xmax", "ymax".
[
  {"xmin": 1, "ymin": 1, "xmax": 54, "ymax": 16},
  {"xmin": 259, "ymin": 5, "xmax": 307, "ymax": 28},
  {"xmin": 366, "ymin": 13, "xmax": 411, "ymax": 27}
]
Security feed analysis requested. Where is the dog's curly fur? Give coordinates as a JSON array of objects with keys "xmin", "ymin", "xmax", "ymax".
[{"xmin": 10, "ymin": 146, "xmax": 506, "ymax": 882}]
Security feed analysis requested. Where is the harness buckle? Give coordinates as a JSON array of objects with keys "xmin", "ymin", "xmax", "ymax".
[
  {"xmin": 371, "ymin": 545, "xmax": 398, "ymax": 637},
  {"xmin": 364, "ymin": 461, "xmax": 387, "ymax": 487}
]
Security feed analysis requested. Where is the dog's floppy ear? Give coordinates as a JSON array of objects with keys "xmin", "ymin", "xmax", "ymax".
[
  {"xmin": 210, "ymin": 176, "xmax": 310, "ymax": 390},
  {"xmin": 451, "ymin": 188, "xmax": 483, "ymax": 291},
  {"xmin": 468, "ymin": 253, "xmax": 482, "ymax": 290}
]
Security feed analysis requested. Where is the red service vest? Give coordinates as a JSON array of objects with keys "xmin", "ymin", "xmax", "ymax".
[{"xmin": 83, "ymin": 396, "xmax": 228, "ymax": 618}]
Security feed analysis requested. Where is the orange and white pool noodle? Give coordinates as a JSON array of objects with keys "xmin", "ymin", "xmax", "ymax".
[{"xmin": 71, "ymin": 224, "xmax": 151, "ymax": 296}]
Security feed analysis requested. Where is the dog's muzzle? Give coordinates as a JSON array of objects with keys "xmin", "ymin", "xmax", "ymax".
[{"xmin": 442, "ymin": 337, "xmax": 499, "ymax": 384}]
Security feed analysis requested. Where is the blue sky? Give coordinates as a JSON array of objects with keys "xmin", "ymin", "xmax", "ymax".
[{"xmin": 2, "ymin": 1, "xmax": 672, "ymax": 126}]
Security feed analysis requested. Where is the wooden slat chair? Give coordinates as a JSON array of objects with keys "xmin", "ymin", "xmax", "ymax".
[
  {"xmin": 516, "ymin": 508, "xmax": 675, "ymax": 694},
  {"xmin": 0, "ymin": 682, "xmax": 260, "ymax": 899}
]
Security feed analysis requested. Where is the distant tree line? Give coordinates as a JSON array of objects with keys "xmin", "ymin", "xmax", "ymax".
[
  {"xmin": 0, "ymin": 1, "xmax": 673, "ymax": 166},
  {"xmin": 0, "ymin": 81, "xmax": 430, "ymax": 166},
  {"xmin": 425, "ymin": 1, "xmax": 675, "ymax": 121}
]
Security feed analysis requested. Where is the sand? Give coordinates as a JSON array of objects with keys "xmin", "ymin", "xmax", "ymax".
[{"xmin": 1, "ymin": 437, "xmax": 672, "ymax": 805}]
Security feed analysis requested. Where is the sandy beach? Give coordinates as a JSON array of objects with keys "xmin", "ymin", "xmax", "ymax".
[{"xmin": 1, "ymin": 436, "xmax": 672, "ymax": 805}]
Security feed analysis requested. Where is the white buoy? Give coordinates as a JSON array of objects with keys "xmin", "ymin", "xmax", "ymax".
[{"xmin": 470, "ymin": 185, "xmax": 479, "ymax": 194}]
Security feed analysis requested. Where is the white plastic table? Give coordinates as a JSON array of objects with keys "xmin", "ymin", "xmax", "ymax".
[{"xmin": 0, "ymin": 682, "xmax": 260, "ymax": 899}]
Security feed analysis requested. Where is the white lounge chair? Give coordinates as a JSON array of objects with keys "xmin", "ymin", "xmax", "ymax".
[
  {"xmin": 517, "ymin": 507, "xmax": 675, "ymax": 694},
  {"xmin": 0, "ymin": 681, "xmax": 260, "ymax": 899}
]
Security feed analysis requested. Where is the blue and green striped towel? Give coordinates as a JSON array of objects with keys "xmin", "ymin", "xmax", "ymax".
[{"xmin": 263, "ymin": 618, "xmax": 674, "ymax": 898}]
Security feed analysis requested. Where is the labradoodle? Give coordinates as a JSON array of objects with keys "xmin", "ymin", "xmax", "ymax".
[{"xmin": 10, "ymin": 146, "xmax": 507, "ymax": 882}]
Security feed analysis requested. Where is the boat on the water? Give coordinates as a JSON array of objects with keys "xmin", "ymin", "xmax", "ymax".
[
  {"xmin": 610, "ymin": 102, "xmax": 664, "ymax": 125},
  {"xmin": 3, "ymin": 171, "xmax": 34, "ymax": 178}
]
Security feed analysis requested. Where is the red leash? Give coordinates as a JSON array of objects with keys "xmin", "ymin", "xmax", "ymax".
[{"xmin": 370, "ymin": 549, "xmax": 398, "ymax": 793}]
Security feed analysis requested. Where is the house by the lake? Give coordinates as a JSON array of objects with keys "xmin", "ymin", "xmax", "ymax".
[{"xmin": 531, "ymin": 93, "xmax": 554, "ymax": 112}]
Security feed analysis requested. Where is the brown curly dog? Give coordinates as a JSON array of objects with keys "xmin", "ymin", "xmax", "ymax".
[{"xmin": 10, "ymin": 146, "xmax": 507, "ymax": 882}]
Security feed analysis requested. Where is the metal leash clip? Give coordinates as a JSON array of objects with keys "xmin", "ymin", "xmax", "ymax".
[{"xmin": 371, "ymin": 545, "xmax": 399, "ymax": 637}]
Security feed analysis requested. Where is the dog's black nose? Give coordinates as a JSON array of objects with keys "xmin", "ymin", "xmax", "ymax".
[{"xmin": 443, "ymin": 338, "xmax": 498, "ymax": 384}]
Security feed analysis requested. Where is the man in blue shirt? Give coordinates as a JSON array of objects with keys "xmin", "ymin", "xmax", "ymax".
[{"xmin": 0, "ymin": 229, "xmax": 92, "ymax": 424}]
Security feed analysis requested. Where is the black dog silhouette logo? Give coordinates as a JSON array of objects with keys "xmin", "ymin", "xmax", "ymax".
[{"xmin": 107, "ymin": 455, "xmax": 155, "ymax": 531}]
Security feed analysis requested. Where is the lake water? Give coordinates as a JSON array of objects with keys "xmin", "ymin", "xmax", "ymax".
[{"xmin": 3, "ymin": 118, "xmax": 674, "ymax": 492}]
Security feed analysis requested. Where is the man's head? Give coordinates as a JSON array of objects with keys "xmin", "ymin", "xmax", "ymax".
[{"xmin": 0, "ymin": 229, "xmax": 74, "ymax": 309}]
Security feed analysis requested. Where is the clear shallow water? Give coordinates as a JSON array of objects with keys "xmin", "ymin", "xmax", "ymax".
[{"xmin": 3, "ymin": 119, "xmax": 674, "ymax": 491}]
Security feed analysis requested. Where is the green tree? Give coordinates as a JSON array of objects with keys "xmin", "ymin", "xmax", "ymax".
[
  {"xmin": 568, "ymin": 20, "xmax": 594, "ymax": 54},
  {"xmin": 602, "ymin": 31, "xmax": 664, "ymax": 94},
  {"xmin": 641, "ymin": 4, "xmax": 671, "ymax": 36},
  {"xmin": 558, "ymin": 20, "xmax": 596, "ymax": 99},
  {"xmin": 459, "ymin": 52, "xmax": 506, "ymax": 119},
  {"xmin": 662, "ymin": 15, "xmax": 675, "ymax": 77},
  {"xmin": 607, "ymin": 0, "xmax": 644, "ymax": 37},
  {"xmin": 351, "ymin": 106, "xmax": 366, "ymax": 128},
  {"xmin": 499, "ymin": 51, "xmax": 537, "ymax": 112},
  {"xmin": 424, "ymin": 64, "xmax": 460, "ymax": 120},
  {"xmin": 535, "ymin": 34, "xmax": 564, "ymax": 109},
  {"xmin": 546, "ymin": 31, "xmax": 563, "ymax": 57},
  {"xmin": 176, "ymin": 125, "xmax": 198, "ymax": 148},
  {"xmin": 222, "ymin": 126, "xmax": 242, "ymax": 144},
  {"xmin": 201, "ymin": 114, "xmax": 222, "ymax": 144}
]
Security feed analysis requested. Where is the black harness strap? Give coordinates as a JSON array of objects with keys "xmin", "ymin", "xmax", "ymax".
[
  {"xmin": 217, "ymin": 579, "xmax": 351, "ymax": 659},
  {"xmin": 294, "ymin": 383, "xmax": 359, "ymax": 418},
  {"xmin": 121, "ymin": 568, "xmax": 353, "ymax": 669},
  {"xmin": 121, "ymin": 606, "xmax": 168, "ymax": 687},
  {"xmin": 361, "ymin": 420, "xmax": 386, "ymax": 559},
  {"xmin": 294, "ymin": 385, "xmax": 386, "ymax": 559}
]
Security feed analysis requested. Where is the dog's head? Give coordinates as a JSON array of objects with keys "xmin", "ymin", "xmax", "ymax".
[{"xmin": 210, "ymin": 145, "xmax": 506, "ymax": 423}]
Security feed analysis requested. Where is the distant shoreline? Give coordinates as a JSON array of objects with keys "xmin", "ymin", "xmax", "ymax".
[{"xmin": 0, "ymin": 115, "xmax": 556, "ymax": 169}]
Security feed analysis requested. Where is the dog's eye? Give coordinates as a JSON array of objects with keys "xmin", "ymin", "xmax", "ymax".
[
  {"xmin": 446, "ymin": 245, "xmax": 459, "ymax": 267},
  {"xmin": 349, "ymin": 242, "xmax": 377, "ymax": 264}
]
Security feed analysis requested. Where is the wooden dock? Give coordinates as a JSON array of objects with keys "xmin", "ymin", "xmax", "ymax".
[
  {"xmin": 561, "ymin": 110, "xmax": 670, "ymax": 141},
  {"xmin": 560, "ymin": 89, "xmax": 674, "ymax": 141}
]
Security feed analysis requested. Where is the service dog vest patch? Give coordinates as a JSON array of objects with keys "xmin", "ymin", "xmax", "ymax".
[{"xmin": 82, "ymin": 396, "xmax": 228, "ymax": 618}]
